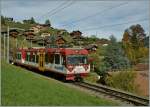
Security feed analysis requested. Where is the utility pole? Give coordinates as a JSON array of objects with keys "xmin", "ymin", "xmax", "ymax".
[
  {"xmin": 31, "ymin": 40, "xmax": 32, "ymax": 48},
  {"xmin": 7, "ymin": 26, "xmax": 9, "ymax": 63},
  {"xmin": 16, "ymin": 38, "xmax": 18, "ymax": 48},
  {"xmin": 96, "ymin": 31, "xmax": 97, "ymax": 37},
  {"xmin": 43, "ymin": 38, "xmax": 44, "ymax": 47},
  {"xmin": 4, "ymin": 34, "xmax": 5, "ymax": 59}
]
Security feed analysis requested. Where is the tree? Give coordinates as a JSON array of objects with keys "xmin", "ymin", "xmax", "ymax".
[
  {"xmin": 103, "ymin": 35, "xmax": 130, "ymax": 71},
  {"xmin": 144, "ymin": 36, "xmax": 149, "ymax": 48},
  {"xmin": 1, "ymin": 16, "xmax": 6, "ymax": 25},
  {"xmin": 122, "ymin": 24, "xmax": 147, "ymax": 64},
  {"xmin": 45, "ymin": 19, "xmax": 51, "ymax": 27},
  {"xmin": 30, "ymin": 17, "xmax": 36, "ymax": 24},
  {"xmin": 95, "ymin": 35, "xmax": 130, "ymax": 84}
]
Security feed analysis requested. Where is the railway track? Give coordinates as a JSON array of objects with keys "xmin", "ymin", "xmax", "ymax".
[{"xmin": 74, "ymin": 82, "xmax": 149, "ymax": 106}]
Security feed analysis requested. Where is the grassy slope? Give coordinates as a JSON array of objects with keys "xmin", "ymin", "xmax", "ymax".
[{"xmin": 1, "ymin": 62, "xmax": 119, "ymax": 106}]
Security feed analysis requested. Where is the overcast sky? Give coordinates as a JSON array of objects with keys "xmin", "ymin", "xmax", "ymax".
[{"xmin": 1, "ymin": 0, "xmax": 150, "ymax": 40}]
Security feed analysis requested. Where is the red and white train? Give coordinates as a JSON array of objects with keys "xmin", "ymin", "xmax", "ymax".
[{"xmin": 11, "ymin": 47, "xmax": 90, "ymax": 81}]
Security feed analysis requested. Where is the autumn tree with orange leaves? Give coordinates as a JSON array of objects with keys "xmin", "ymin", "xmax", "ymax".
[{"xmin": 122, "ymin": 24, "xmax": 148, "ymax": 65}]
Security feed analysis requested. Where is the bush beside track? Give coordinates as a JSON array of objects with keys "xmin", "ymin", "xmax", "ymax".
[{"xmin": 1, "ymin": 61, "xmax": 119, "ymax": 106}]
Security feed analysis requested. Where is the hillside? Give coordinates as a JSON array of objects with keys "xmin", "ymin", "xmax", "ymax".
[{"xmin": 1, "ymin": 61, "xmax": 119, "ymax": 106}]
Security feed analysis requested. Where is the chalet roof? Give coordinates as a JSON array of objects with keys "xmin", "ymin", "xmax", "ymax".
[
  {"xmin": 39, "ymin": 24, "xmax": 50, "ymax": 27},
  {"xmin": 24, "ymin": 29, "xmax": 34, "ymax": 32},
  {"xmin": 70, "ymin": 30, "xmax": 82, "ymax": 35},
  {"xmin": 9, "ymin": 29, "xmax": 19, "ymax": 32},
  {"xmin": 85, "ymin": 44, "xmax": 98, "ymax": 50},
  {"xmin": 56, "ymin": 36, "xmax": 66, "ymax": 42},
  {"xmin": 44, "ymin": 35, "xmax": 68, "ymax": 44}
]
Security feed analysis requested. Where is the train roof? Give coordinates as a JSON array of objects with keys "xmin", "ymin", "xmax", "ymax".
[{"xmin": 17, "ymin": 47, "xmax": 88, "ymax": 55}]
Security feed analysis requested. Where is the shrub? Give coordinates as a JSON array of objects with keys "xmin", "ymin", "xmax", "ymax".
[{"xmin": 105, "ymin": 71, "xmax": 138, "ymax": 93}]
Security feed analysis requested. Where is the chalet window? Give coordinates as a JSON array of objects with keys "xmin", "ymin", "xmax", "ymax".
[{"xmin": 54, "ymin": 54, "xmax": 60, "ymax": 64}]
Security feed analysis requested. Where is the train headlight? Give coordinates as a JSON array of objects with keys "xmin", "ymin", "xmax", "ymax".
[
  {"xmin": 67, "ymin": 65, "xmax": 74, "ymax": 72},
  {"xmin": 84, "ymin": 65, "xmax": 89, "ymax": 71}
]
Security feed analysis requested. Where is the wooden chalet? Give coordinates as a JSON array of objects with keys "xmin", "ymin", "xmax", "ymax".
[
  {"xmin": 57, "ymin": 29, "xmax": 67, "ymax": 35},
  {"xmin": 41, "ymin": 33, "xmax": 50, "ymax": 37},
  {"xmin": 5, "ymin": 17, "xmax": 13, "ymax": 22},
  {"xmin": 70, "ymin": 30, "xmax": 84, "ymax": 40},
  {"xmin": 56, "ymin": 36, "xmax": 66, "ymax": 46},
  {"xmin": 1, "ymin": 30, "xmax": 7, "ymax": 36},
  {"xmin": 29, "ymin": 26, "xmax": 40, "ymax": 33},
  {"xmin": 85, "ymin": 44, "xmax": 98, "ymax": 52},
  {"xmin": 29, "ymin": 23, "xmax": 50, "ymax": 34},
  {"xmin": 26, "ymin": 34, "xmax": 36, "ymax": 40},
  {"xmin": 24, "ymin": 30, "xmax": 36, "ymax": 40},
  {"xmin": 96, "ymin": 38, "xmax": 110, "ymax": 46},
  {"xmin": 40, "ymin": 24, "xmax": 51, "ymax": 27},
  {"xmin": 24, "ymin": 30, "xmax": 34, "ymax": 36},
  {"xmin": 9, "ymin": 29, "xmax": 19, "ymax": 38},
  {"xmin": 1, "ymin": 28, "xmax": 24, "ymax": 38},
  {"xmin": 44, "ymin": 35, "xmax": 67, "ymax": 46}
]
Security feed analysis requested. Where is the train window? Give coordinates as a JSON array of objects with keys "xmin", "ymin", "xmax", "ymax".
[
  {"xmin": 32, "ymin": 54, "xmax": 36, "ymax": 62},
  {"xmin": 27, "ymin": 55, "xmax": 29, "ymax": 61},
  {"xmin": 54, "ymin": 54, "xmax": 60, "ymax": 64},
  {"xmin": 49, "ymin": 54, "xmax": 54, "ymax": 63},
  {"xmin": 36, "ymin": 54, "xmax": 39, "ymax": 63},
  {"xmin": 62, "ymin": 56, "xmax": 66, "ymax": 65},
  {"xmin": 45, "ymin": 53, "xmax": 48, "ymax": 64},
  {"xmin": 17, "ymin": 53, "xmax": 21, "ymax": 60},
  {"xmin": 17, "ymin": 53, "xmax": 18, "ymax": 59},
  {"xmin": 17, "ymin": 53, "xmax": 19, "ymax": 59},
  {"xmin": 67, "ymin": 55, "xmax": 88, "ymax": 65},
  {"xmin": 26, "ymin": 53, "xmax": 27, "ymax": 61},
  {"xmin": 28, "ymin": 55, "xmax": 29, "ymax": 61},
  {"xmin": 19, "ymin": 54, "xmax": 21, "ymax": 59},
  {"xmin": 26, "ymin": 53, "xmax": 30, "ymax": 61}
]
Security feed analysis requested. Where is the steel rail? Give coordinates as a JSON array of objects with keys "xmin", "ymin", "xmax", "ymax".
[{"xmin": 74, "ymin": 82, "xmax": 149, "ymax": 106}]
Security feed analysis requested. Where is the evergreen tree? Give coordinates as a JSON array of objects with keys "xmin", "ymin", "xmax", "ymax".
[
  {"xmin": 103, "ymin": 35, "xmax": 130, "ymax": 71},
  {"xmin": 30, "ymin": 17, "xmax": 36, "ymax": 24},
  {"xmin": 45, "ymin": 19, "xmax": 51, "ymax": 27},
  {"xmin": 1, "ymin": 16, "xmax": 6, "ymax": 25},
  {"xmin": 96, "ymin": 35, "xmax": 130, "ymax": 84},
  {"xmin": 144, "ymin": 36, "xmax": 149, "ymax": 48}
]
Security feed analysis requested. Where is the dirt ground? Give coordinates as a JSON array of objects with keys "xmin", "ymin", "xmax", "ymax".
[
  {"xmin": 134, "ymin": 70, "xmax": 149, "ymax": 97},
  {"xmin": 133, "ymin": 63, "xmax": 149, "ymax": 97}
]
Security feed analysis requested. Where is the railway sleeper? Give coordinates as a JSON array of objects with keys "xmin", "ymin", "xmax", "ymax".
[{"xmin": 76, "ymin": 83, "xmax": 148, "ymax": 106}]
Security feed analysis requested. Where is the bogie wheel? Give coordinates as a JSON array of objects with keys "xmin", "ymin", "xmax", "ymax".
[{"xmin": 75, "ymin": 77, "xmax": 83, "ymax": 82}]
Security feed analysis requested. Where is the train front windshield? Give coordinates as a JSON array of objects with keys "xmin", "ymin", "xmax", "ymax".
[{"xmin": 67, "ymin": 55, "xmax": 88, "ymax": 65}]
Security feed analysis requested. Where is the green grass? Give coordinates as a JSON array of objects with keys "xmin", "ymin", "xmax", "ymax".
[
  {"xmin": 1, "ymin": 61, "xmax": 119, "ymax": 106},
  {"xmin": 85, "ymin": 72, "xmax": 99, "ymax": 83}
]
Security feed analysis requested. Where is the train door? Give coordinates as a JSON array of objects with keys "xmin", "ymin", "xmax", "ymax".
[
  {"xmin": 38, "ymin": 50, "xmax": 45, "ymax": 71},
  {"xmin": 54, "ymin": 54, "xmax": 64, "ymax": 72}
]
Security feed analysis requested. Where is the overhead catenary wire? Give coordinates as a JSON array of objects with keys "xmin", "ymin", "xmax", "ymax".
[
  {"xmin": 60, "ymin": 2, "xmax": 129, "ymax": 27},
  {"xmin": 37, "ymin": 0, "xmax": 75, "ymax": 21},
  {"xmin": 48, "ymin": 0, "xmax": 75, "ymax": 17},
  {"xmin": 80, "ymin": 18, "xmax": 149, "ymax": 31},
  {"xmin": 37, "ymin": 0, "xmax": 72, "ymax": 20}
]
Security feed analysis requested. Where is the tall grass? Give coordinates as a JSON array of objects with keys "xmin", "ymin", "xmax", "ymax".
[{"xmin": 105, "ymin": 70, "xmax": 138, "ymax": 93}]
